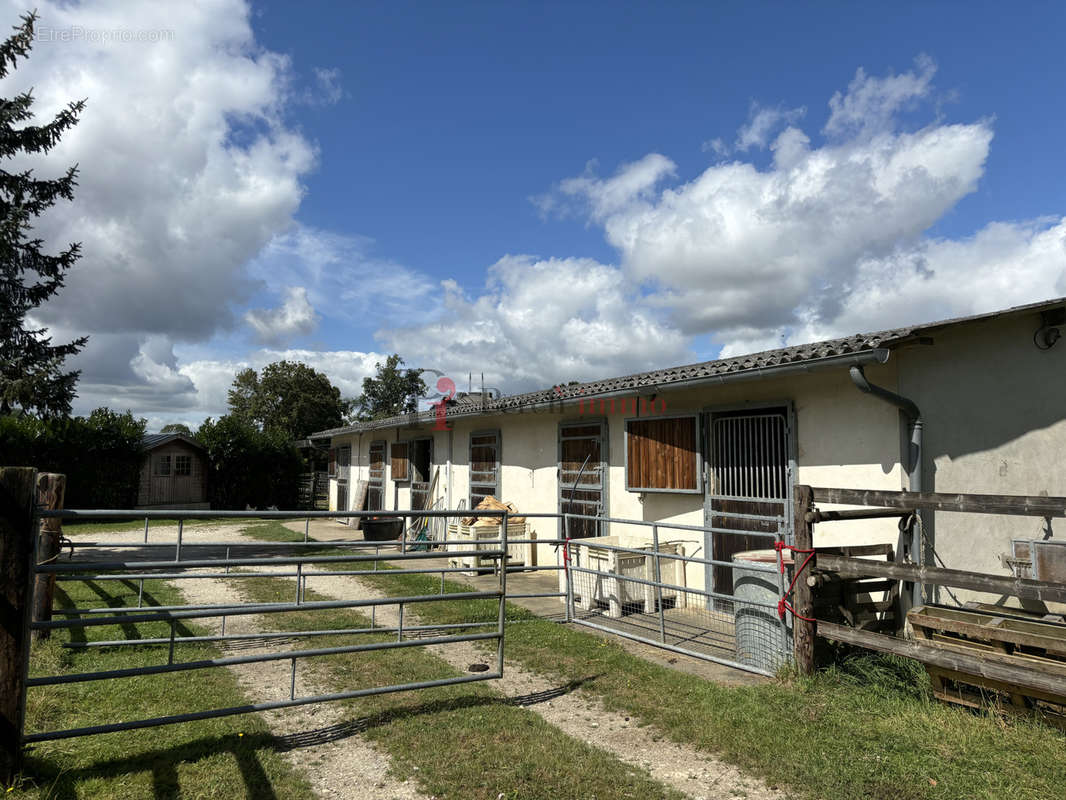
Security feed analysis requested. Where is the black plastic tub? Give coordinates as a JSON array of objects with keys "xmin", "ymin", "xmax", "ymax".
[{"xmin": 361, "ymin": 516, "xmax": 404, "ymax": 541}]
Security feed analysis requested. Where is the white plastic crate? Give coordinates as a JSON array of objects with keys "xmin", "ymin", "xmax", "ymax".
[
  {"xmin": 562, "ymin": 535, "xmax": 685, "ymax": 618},
  {"xmin": 446, "ymin": 522, "xmax": 533, "ymax": 572}
]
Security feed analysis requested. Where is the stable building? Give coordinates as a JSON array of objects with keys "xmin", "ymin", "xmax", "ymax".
[{"xmin": 314, "ymin": 297, "xmax": 1066, "ymax": 606}]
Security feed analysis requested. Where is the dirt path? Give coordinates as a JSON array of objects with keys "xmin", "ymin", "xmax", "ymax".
[
  {"xmin": 297, "ymin": 570, "xmax": 786, "ymax": 800},
  {"xmin": 81, "ymin": 524, "xmax": 785, "ymax": 799},
  {"xmin": 177, "ymin": 573, "xmax": 430, "ymax": 800}
]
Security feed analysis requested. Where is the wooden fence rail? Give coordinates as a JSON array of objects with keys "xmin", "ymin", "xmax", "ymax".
[
  {"xmin": 810, "ymin": 487, "xmax": 1066, "ymax": 518},
  {"xmin": 816, "ymin": 553, "xmax": 1066, "ymax": 606},
  {"xmin": 795, "ymin": 484, "xmax": 1066, "ymax": 676},
  {"xmin": 817, "ymin": 620, "xmax": 1066, "ymax": 701}
]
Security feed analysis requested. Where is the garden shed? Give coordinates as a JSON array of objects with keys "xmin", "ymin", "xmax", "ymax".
[{"xmin": 136, "ymin": 433, "xmax": 209, "ymax": 509}]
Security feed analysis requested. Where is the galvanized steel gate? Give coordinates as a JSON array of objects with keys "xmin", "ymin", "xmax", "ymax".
[
  {"xmin": 16, "ymin": 505, "xmax": 795, "ymax": 755},
  {"xmin": 21, "ymin": 508, "xmax": 510, "ymax": 745},
  {"xmin": 561, "ymin": 509, "xmax": 792, "ymax": 677}
]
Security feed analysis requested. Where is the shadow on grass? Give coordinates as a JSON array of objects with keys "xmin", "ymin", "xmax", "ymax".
[
  {"xmin": 22, "ymin": 677, "xmax": 598, "ymax": 797},
  {"xmin": 24, "ymin": 732, "xmax": 281, "ymax": 800},
  {"xmin": 273, "ymin": 675, "xmax": 597, "ymax": 750}
]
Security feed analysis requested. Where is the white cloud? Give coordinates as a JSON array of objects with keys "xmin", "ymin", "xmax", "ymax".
[
  {"xmin": 556, "ymin": 154, "xmax": 676, "ymax": 221},
  {"xmin": 4, "ymin": 0, "xmax": 318, "ymax": 409},
  {"xmin": 297, "ymin": 66, "xmax": 344, "ymax": 106},
  {"xmin": 824, "ymin": 55, "xmax": 937, "ymax": 139},
  {"xmin": 380, "ymin": 255, "xmax": 690, "ymax": 393},
  {"xmin": 244, "ymin": 286, "xmax": 319, "ymax": 345},
  {"xmin": 249, "ymin": 225, "xmax": 435, "ymax": 323},
  {"xmin": 775, "ymin": 218, "xmax": 1066, "ymax": 353},
  {"xmin": 541, "ymin": 57, "xmax": 1047, "ymax": 353},
  {"xmin": 378, "ymin": 59, "xmax": 1065, "ymax": 397},
  {"xmin": 735, "ymin": 102, "xmax": 806, "ymax": 151},
  {"xmin": 701, "ymin": 137, "xmax": 728, "ymax": 156},
  {"xmin": 73, "ymin": 343, "xmax": 388, "ymax": 429}
]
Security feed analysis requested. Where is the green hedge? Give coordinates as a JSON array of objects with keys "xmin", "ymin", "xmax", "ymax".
[
  {"xmin": 1, "ymin": 410, "xmax": 306, "ymax": 510},
  {"xmin": 0, "ymin": 408, "xmax": 145, "ymax": 508},
  {"xmin": 196, "ymin": 415, "xmax": 304, "ymax": 509}
]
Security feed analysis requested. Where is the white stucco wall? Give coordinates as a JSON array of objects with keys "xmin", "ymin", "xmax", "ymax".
[
  {"xmin": 329, "ymin": 359, "xmax": 908, "ymax": 573},
  {"xmin": 897, "ymin": 310, "xmax": 1066, "ymax": 607},
  {"xmin": 324, "ymin": 304, "xmax": 1066, "ymax": 610}
]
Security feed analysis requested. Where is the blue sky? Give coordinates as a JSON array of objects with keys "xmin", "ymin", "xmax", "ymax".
[
  {"xmin": 8, "ymin": 0, "xmax": 1066, "ymax": 427},
  {"xmin": 260, "ymin": 1, "xmax": 1065, "ymax": 246}
]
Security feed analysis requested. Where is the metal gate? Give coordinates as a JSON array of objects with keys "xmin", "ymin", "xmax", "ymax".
[
  {"xmin": 558, "ymin": 420, "xmax": 607, "ymax": 539},
  {"xmin": 20, "ymin": 508, "xmax": 509, "ymax": 745},
  {"xmin": 562, "ymin": 511, "xmax": 792, "ymax": 677},
  {"xmin": 706, "ymin": 409, "xmax": 791, "ymax": 602}
]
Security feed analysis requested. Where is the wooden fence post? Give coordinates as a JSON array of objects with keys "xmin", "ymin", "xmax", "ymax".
[
  {"xmin": 0, "ymin": 467, "xmax": 38, "ymax": 785},
  {"xmin": 793, "ymin": 484, "xmax": 816, "ymax": 675},
  {"xmin": 32, "ymin": 474, "xmax": 66, "ymax": 642}
]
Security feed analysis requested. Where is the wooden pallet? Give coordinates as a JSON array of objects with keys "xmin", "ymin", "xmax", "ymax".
[{"xmin": 907, "ymin": 604, "xmax": 1066, "ymax": 724}]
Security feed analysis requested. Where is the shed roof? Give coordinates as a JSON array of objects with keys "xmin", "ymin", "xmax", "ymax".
[
  {"xmin": 142, "ymin": 433, "xmax": 205, "ymax": 451},
  {"xmin": 315, "ymin": 295, "xmax": 1066, "ymax": 437}
]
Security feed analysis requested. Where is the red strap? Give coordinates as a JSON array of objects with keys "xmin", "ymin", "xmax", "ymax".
[{"xmin": 774, "ymin": 542, "xmax": 817, "ymax": 623}]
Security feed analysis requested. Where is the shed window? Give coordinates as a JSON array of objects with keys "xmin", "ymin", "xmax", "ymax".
[
  {"xmin": 154, "ymin": 455, "xmax": 171, "ymax": 476},
  {"xmin": 337, "ymin": 445, "xmax": 351, "ymax": 469},
  {"xmin": 391, "ymin": 442, "xmax": 409, "ymax": 481},
  {"xmin": 469, "ymin": 431, "xmax": 500, "ymax": 508},
  {"xmin": 174, "ymin": 455, "xmax": 191, "ymax": 476},
  {"xmin": 625, "ymin": 415, "xmax": 701, "ymax": 493},
  {"xmin": 328, "ymin": 448, "xmax": 337, "ymax": 477}
]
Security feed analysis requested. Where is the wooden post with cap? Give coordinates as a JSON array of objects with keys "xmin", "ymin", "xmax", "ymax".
[{"xmin": 32, "ymin": 473, "xmax": 66, "ymax": 642}]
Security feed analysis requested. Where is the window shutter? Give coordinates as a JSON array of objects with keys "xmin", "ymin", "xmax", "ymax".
[
  {"xmin": 391, "ymin": 442, "xmax": 409, "ymax": 481},
  {"xmin": 626, "ymin": 416, "xmax": 700, "ymax": 492}
]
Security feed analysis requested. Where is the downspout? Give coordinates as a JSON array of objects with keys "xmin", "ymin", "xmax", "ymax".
[{"xmin": 848, "ymin": 364, "xmax": 924, "ymax": 609}]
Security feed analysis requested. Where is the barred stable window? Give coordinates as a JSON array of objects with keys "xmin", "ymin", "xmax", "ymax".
[
  {"xmin": 174, "ymin": 455, "xmax": 191, "ymax": 476},
  {"xmin": 391, "ymin": 442, "xmax": 409, "ymax": 481},
  {"xmin": 625, "ymin": 415, "xmax": 701, "ymax": 493},
  {"xmin": 154, "ymin": 455, "xmax": 171, "ymax": 476},
  {"xmin": 469, "ymin": 431, "xmax": 500, "ymax": 508}
]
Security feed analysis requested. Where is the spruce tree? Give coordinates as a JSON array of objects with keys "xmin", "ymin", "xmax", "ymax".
[{"xmin": 0, "ymin": 12, "xmax": 87, "ymax": 417}]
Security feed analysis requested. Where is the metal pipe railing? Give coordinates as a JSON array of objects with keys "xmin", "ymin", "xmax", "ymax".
[{"xmin": 31, "ymin": 590, "xmax": 502, "ymax": 631}]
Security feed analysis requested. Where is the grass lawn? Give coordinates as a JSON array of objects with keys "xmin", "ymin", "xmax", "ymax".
[
  {"xmin": 11, "ymin": 577, "xmax": 313, "ymax": 799},
  {"xmin": 227, "ymin": 511, "xmax": 1066, "ymax": 800},
  {"xmin": 347, "ymin": 564, "xmax": 1066, "ymax": 800},
  {"xmin": 236, "ymin": 573, "xmax": 686, "ymax": 800}
]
